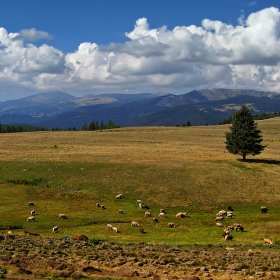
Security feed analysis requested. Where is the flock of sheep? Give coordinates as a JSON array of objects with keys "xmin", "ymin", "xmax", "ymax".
[
  {"xmin": 25, "ymin": 194, "xmax": 187, "ymax": 237},
  {"xmin": 26, "ymin": 201, "xmax": 66, "ymax": 234},
  {"xmin": 103, "ymin": 194, "xmax": 189, "ymax": 234},
  {"xmin": 215, "ymin": 205, "xmax": 273, "ymax": 245},
  {"xmin": 25, "ymin": 197, "xmax": 273, "ymax": 246}
]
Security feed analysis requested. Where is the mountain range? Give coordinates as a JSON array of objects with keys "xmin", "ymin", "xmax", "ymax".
[{"xmin": 0, "ymin": 89, "xmax": 280, "ymax": 129}]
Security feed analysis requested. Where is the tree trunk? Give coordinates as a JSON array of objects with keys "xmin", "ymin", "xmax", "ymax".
[{"xmin": 242, "ymin": 153, "xmax": 246, "ymax": 161}]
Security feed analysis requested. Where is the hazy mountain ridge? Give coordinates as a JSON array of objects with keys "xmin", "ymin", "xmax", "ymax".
[
  {"xmin": 131, "ymin": 95, "xmax": 280, "ymax": 126},
  {"xmin": 0, "ymin": 89, "xmax": 280, "ymax": 128}
]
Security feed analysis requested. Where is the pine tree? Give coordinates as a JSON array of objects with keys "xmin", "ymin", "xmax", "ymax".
[
  {"xmin": 225, "ymin": 105, "xmax": 266, "ymax": 160},
  {"xmin": 88, "ymin": 121, "xmax": 96, "ymax": 131},
  {"xmin": 81, "ymin": 123, "xmax": 88, "ymax": 131}
]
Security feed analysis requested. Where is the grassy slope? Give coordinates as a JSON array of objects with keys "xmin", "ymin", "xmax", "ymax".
[{"xmin": 0, "ymin": 118, "xmax": 279, "ymax": 245}]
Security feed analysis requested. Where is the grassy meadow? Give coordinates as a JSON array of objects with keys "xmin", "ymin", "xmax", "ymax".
[{"xmin": 0, "ymin": 117, "xmax": 280, "ymax": 246}]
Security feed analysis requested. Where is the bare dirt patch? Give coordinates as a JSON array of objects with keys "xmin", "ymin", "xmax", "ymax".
[{"xmin": 0, "ymin": 235, "xmax": 279, "ymax": 279}]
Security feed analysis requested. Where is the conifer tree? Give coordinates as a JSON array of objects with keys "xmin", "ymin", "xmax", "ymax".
[{"xmin": 225, "ymin": 105, "xmax": 266, "ymax": 160}]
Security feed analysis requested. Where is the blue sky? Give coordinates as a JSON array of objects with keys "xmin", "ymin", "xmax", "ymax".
[{"xmin": 0, "ymin": 0, "xmax": 280, "ymax": 101}]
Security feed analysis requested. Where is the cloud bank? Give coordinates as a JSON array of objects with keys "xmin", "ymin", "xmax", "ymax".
[{"xmin": 1, "ymin": 7, "xmax": 280, "ymax": 100}]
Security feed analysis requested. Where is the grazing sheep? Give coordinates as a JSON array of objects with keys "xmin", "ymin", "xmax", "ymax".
[
  {"xmin": 136, "ymin": 200, "xmax": 143, "ymax": 205},
  {"xmin": 27, "ymin": 216, "xmax": 35, "ymax": 222},
  {"xmin": 225, "ymin": 234, "xmax": 233, "ymax": 241},
  {"xmin": 159, "ymin": 212, "xmax": 166, "ymax": 218},
  {"xmin": 238, "ymin": 225, "xmax": 244, "ymax": 232},
  {"xmin": 96, "ymin": 203, "xmax": 101, "ymax": 208},
  {"xmin": 52, "ymin": 226, "xmax": 59, "ymax": 233},
  {"xmin": 100, "ymin": 205, "xmax": 106, "ymax": 210},
  {"xmin": 118, "ymin": 209, "xmax": 125, "ymax": 214},
  {"xmin": 112, "ymin": 226, "xmax": 118, "ymax": 233},
  {"xmin": 28, "ymin": 202, "xmax": 35, "ymax": 207},
  {"xmin": 115, "ymin": 194, "xmax": 124, "ymax": 199},
  {"xmin": 168, "ymin": 223, "xmax": 176, "ymax": 228},
  {"xmin": 176, "ymin": 212, "xmax": 187, "ymax": 218},
  {"xmin": 227, "ymin": 211, "xmax": 233, "ymax": 219},
  {"xmin": 59, "ymin": 214, "xmax": 67, "ymax": 219},
  {"xmin": 228, "ymin": 206, "xmax": 234, "ymax": 211},
  {"xmin": 107, "ymin": 224, "xmax": 113, "ymax": 230},
  {"xmin": 215, "ymin": 216, "xmax": 224, "ymax": 222},
  {"xmin": 153, "ymin": 217, "xmax": 159, "ymax": 223},
  {"xmin": 30, "ymin": 210, "xmax": 35, "ymax": 216},
  {"xmin": 160, "ymin": 209, "xmax": 166, "ymax": 214},
  {"xmin": 261, "ymin": 206, "xmax": 268, "ymax": 213},
  {"xmin": 73, "ymin": 234, "xmax": 88, "ymax": 241},
  {"xmin": 131, "ymin": 221, "xmax": 140, "ymax": 227},
  {"xmin": 232, "ymin": 223, "xmax": 244, "ymax": 232},
  {"xmin": 139, "ymin": 202, "xmax": 149, "ymax": 209},
  {"xmin": 216, "ymin": 210, "xmax": 227, "ymax": 217},
  {"xmin": 222, "ymin": 229, "xmax": 230, "ymax": 237},
  {"xmin": 216, "ymin": 222, "xmax": 223, "ymax": 227},
  {"xmin": 263, "ymin": 238, "xmax": 273, "ymax": 245},
  {"xmin": 145, "ymin": 211, "xmax": 151, "ymax": 217}
]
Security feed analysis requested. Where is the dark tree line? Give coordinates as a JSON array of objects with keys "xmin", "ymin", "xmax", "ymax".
[
  {"xmin": 218, "ymin": 111, "xmax": 280, "ymax": 125},
  {"xmin": 81, "ymin": 119, "xmax": 120, "ymax": 131},
  {"xmin": 0, "ymin": 123, "xmax": 49, "ymax": 133},
  {"xmin": 0, "ymin": 119, "xmax": 121, "ymax": 133}
]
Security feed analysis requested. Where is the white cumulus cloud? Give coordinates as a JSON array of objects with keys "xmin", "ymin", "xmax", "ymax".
[
  {"xmin": 1, "ymin": 7, "xmax": 280, "ymax": 100},
  {"xmin": 11, "ymin": 28, "xmax": 53, "ymax": 41}
]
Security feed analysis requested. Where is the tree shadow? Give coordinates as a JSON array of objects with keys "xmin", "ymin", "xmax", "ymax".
[{"xmin": 237, "ymin": 159, "xmax": 280, "ymax": 165}]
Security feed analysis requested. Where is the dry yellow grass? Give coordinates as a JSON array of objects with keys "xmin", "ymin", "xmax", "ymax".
[
  {"xmin": 0, "ymin": 118, "xmax": 279, "ymax": 244},
  {"xmin": 0, "ymin": 118, "xmax": 279, "ymax": 207}
]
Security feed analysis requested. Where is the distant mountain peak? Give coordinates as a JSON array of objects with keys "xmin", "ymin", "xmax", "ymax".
[{"xmin": 25, "ymin": 91, "xmax": 77, "ymax": 103}]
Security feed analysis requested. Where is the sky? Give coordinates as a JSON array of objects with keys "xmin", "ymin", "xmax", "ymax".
[{"xmin": 1, "ymin": 0, "xmax": 280, "ymax": 101}]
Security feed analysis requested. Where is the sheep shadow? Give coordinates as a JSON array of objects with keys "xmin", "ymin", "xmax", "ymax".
[{"xmin": 238, "ymin": 159, "xmax": 280, "ymax": 165}]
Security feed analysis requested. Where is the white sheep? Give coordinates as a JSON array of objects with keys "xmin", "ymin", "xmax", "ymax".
[
  {"xmin": 222, "ymin": 229, "xmax": 230, "ymax": 237},
  {"xmin": 216, "ymin": 210, "xmax": 227, "ymax": 217},
  {"xmin": 28, "ymin": 202, "xmax": 35, "ymax": 206},
  {"xmin": 27, "ymin": 216, "xmax": 35, "ymax": 222},
  {"xmin": 30, "ymin": 210, "xmax": 35, "ymax": 216},
  {"xmin": 112, "ymin": 226, "xmax": 118, "ymax": 233},
  {"xmin": 264, "ymin": 238, "xmax": 273, "ymax": 245},
  {"xmin": 168, "ymin": 222, "xmax": 176, "ymax": 228},
  {"xmin": 145, "ymin": 211, "xmax": 151, "ymax": 217},
  {"xmin": 131, "ymin": 221, "xmax": 140, "ymax": 227},
  {"xmin": 159, "ymin": 212, "xmax": 166, "ymax": 218},
  {"xmin": 227, "ymin": 212, "xmax": 233, "ymax": 219},
  {"xmin": 176, "ymin": 212, "xmax": 187, "ymax": 218},
  {"xmin": 59, "ymin": 214, "xmax": 67, "ymax": 219},
  {"xmin": 115, "ymin": 194, "xmax": 124, "ymax": 199},
  {"xmin": 224, "ymin": 234, "xmax": 233, "ymax": 241},
  {"xmin": 215, "ymin": 216, "xmax": 224, "ymax": 222},
  {"xmin": 118, "ymin": 209, "xmax": 125, "ymax": 214},
  {"xmin": 52, "ymin": 226, "xmax": 59, "ymax": 233},
  {"xmin": 107, "ymin": 224, "xmax": 113, "ymax": 230},
  {"xmin": 139, "ymin": 202, "xmax": 146, "ymax": 209}
]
